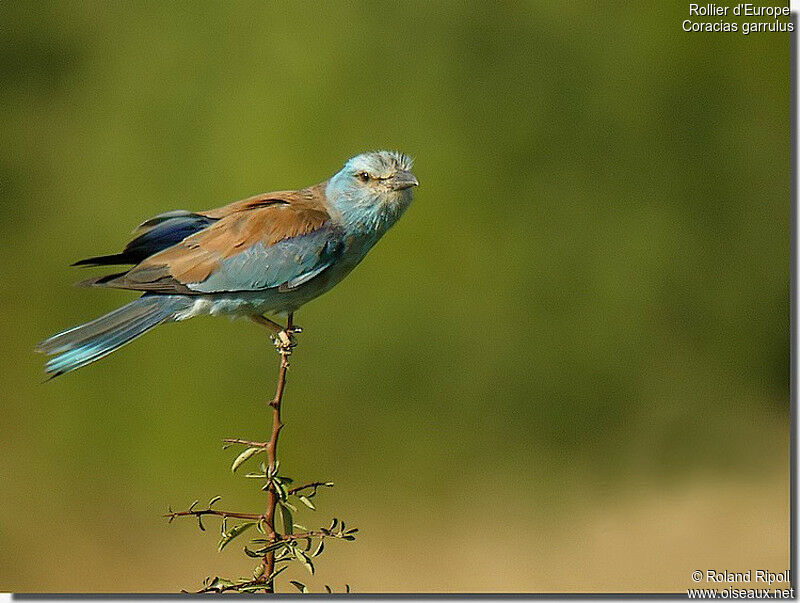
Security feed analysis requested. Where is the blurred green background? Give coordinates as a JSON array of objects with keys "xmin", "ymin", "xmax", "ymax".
[{"xmin": 0, "ymin": 1, "xmax": 790, "ymax": 593}]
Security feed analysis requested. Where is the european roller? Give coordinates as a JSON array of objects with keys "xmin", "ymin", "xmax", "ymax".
[{"xmin": 37, "ymin": 151, "xmax": 418, "ymax": 377}]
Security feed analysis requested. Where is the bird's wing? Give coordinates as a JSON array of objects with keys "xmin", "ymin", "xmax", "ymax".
[
  {"xmin": 73, "ymin": 210, "xmax": 219, "ymax": 267},
  {"xmin": 86, "ymin": 184, "xmax": 343, "ymax": 295}
]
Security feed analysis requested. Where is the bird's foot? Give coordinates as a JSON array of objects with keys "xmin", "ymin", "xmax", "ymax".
[
  {"xmin": 250, "ymin": 315, "xmax": 302, "ymax": 355},
  {"xmin": 272, "ymin": 325, "xmax": 302, "ymax": 355}
]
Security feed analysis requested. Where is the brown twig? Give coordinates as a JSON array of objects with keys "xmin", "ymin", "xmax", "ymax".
[
  {"xmin": 222, "ymin": 438, "xmax": 269, "ymax": 448},
  {"xmin": 167, "ymin": 312, "xmax": 358, "ymax": 594},
  {"xmin": 165, "ymin": 481, "xmax": 332, "ymax": 524},
  {"xmin": 252, "ymin": 529, "xmax": 354, "ymax": 545},
  {"xmin": 164, "ymin": 508, "xmax": 265, "ymax": 521},
  {"xmin": 259, "ymin": 312, "xmax": 294, "ymax": 593},
  {"xmin": 288, "ymin": 481, "xmax": 334, "ymax": 496},
  {"xmin": 196, "ymin": 581, "xmax": 260, "ymax": 594},
  {"xmin": 164, "ymin": 506, "xmax": 350, "ymax": 544}
]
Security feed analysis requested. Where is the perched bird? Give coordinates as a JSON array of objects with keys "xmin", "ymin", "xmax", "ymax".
[{"xmin": 37, "ymin": 151, "xmax": 418, "ymax": 377}]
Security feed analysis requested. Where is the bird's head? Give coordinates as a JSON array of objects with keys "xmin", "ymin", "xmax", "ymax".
[{"xmin": 326, "ymin": 151, "xmax": 418, "ymax": 232}]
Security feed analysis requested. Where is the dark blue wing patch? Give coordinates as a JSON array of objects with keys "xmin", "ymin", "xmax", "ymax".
[{"xmin": 73, "ymin": 211, "xmax": 219, "ymax": 267}]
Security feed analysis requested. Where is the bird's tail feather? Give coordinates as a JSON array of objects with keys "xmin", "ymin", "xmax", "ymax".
[{"xmin": 36, "ymin": 295, "xmax": 192, "ymax": 378}]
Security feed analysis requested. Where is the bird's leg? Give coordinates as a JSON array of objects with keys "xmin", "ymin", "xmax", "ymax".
[
  {"xmin": 250, "ymin": 314, "xmax": 302, "ymax": 354},
  {"xmin": 250, "ymin": 314, "xmax": 285, "ymax": 334}
]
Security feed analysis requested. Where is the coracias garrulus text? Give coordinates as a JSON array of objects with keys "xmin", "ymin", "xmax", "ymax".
[{"xmin": 37, "ymin": 151, "xmax": 418, "ymax": 377}]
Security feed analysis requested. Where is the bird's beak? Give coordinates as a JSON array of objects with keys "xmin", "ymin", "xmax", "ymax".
[{"xmin": 391, "ymin": 171, "xmax": 419, "ymax": 190}]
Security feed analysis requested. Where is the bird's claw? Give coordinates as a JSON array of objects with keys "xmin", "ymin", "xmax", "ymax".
[{"xmin": 272, "ymin": 327, "xmax": 300, "ymax": 355}]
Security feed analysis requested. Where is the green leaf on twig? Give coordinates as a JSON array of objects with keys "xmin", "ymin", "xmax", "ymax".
[
  {"xmin": 266, "ymin": 565, "xmax": 288, "ymax": 583},
  {"xmin": 290, "ymin": 580, "xmax": 308, "ymax": 593},
  {"xmin": 238, "ymin": 583, "xmax": 268, "ymax": 593},
  {"xmin": 218, "ymin": 521, "xmax": 257, "ymax": 551},
  {"xmin": 278, "ymin": 502, "xmax": 293, "ymax": 535},
  {"xmin": 205, "ymin": 577, "xmax": 233, "ymax": 592},
  {"xmin": 248, "ymin": 540, "xmax": 288, "ymax": 556},
  {"xmin": 298, "ymin": 495, "xmax": 315, "ymax": 510},
  {"xmin": 231, "ymin": 447, "xmax": 262, "ymax": 473},
  {"xmin": 297, "ymin": 550, "xmax": 315, "ymax": 575}
]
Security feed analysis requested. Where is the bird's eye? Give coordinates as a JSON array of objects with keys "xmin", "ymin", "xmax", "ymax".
[{"xmin": 358, "ymin": 172, "xmax": 370, "ymax": 182}]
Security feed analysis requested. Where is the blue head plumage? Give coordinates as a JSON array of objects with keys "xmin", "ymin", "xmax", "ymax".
[{"xmin": 325, "ymin": 151, "xmax": 418, "ymax": 233}]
